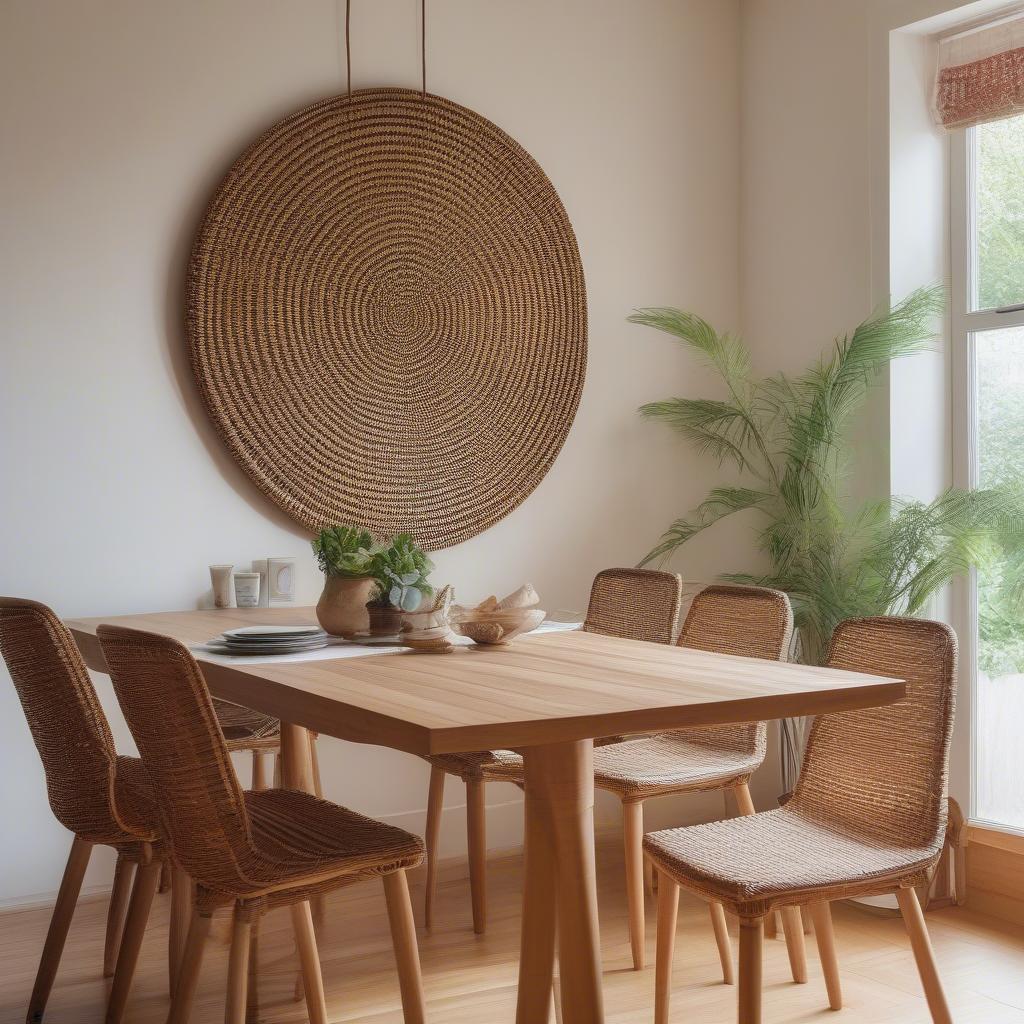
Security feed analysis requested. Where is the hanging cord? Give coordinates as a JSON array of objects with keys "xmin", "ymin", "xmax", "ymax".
[
  {"xmin": 345, "ymin": 0, "xmax": 352, "ymax": 98},
  {"xmin": 343, "ymin": 0, "xmax": 426, "ymax": 99}
]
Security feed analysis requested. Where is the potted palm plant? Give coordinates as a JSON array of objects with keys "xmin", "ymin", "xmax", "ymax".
[
  {"xmin": 312, "ymin": 525, "xmax": 377, "ymax": 637},
  {"xmin": 631, "ymin": 286, "xmax": 1024, "ymax": 787},
  {"xmin": 367, "ymin": 534, "xmax": 434, "ymax": 636}
]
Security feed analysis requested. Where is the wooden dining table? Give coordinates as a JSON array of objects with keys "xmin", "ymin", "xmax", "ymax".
[{"xmin": 67, "ymin": 606, "xmax": 905, "ymax": 1024}]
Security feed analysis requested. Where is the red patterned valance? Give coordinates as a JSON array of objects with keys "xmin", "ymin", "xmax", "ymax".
[{"xmin": 935, "ymin": 15, "xmax": 1024, "ymax": 130}]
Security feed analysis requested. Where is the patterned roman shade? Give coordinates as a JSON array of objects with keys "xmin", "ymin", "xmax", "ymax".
[{"xmin": 935, "ymin": 13, "xmax": 1024, "ymax": 129}]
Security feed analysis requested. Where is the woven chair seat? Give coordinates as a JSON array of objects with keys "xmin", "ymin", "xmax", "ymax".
[
  {"xmin": 425, "ymin": 749, "xmax": 524, "ymax": 781},
  {"xmin": 645, "ymin": 805, "xmax": 939, "ymax": 918},
  {"xmin": 188, "ymin": 789, "xmax": 424, "ymax": 911},
  {"xmin": 426, "ymin": 735, "xmax": 633, "ymax": 782},
  {"xmin": 212, "ymin": 697, "xmax": 280, "ymax": 750},
  {"xmin": 592, "ymin": 730, "xmax": 763, "ymax": 800}
]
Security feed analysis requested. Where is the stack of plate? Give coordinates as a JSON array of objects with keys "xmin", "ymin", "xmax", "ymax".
[{"xmin": 204, "ymin": 624, "xmax": 329, "ymax": 656}]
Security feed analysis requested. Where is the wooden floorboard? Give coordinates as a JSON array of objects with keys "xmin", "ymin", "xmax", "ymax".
[{"xmin": 2, "ymin": 836, "xmax": 1024, "ymax": 1023}]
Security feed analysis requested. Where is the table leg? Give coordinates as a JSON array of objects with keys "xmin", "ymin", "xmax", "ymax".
[
  {"xmin": 516, "ymin": 762, "xmax": 557, "ymax": 1024},
  {"xmin": 516, "ymin": 740, "xmax": 603, "ymax": 1024},
  {"xmin": 279, "ymin": 723, "xmax": 314, "ymax": 792}
]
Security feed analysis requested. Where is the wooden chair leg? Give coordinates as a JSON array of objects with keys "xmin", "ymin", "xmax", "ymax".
[
  {"xmin": 424, "ymin": 766, "xmax": 445, "ymax": 930},
  {"xmin": 106, "ymin": 860, "xmax": 161, "ymax": 1024},
  {"xmin": 733, "ymin": 783, "xmax": 756, "ymax": 817},
  {"xmin": 623, "ymin": 799, "xmax": 646, "ymax": 970},
  {"xmin": 466, "ymin": 777, "xmax": 487, "ymax": 935},
  {"xmin": 251, "ymin": 750, "xmax": 268, "ymax": 792},
  {"xmin": 103, "ymin": 856, "xmax": 134, "ymax": 978},
  {"xmin": 169, "ymin": 865, "xmax": 192, "ymax": 992},
  {"xmin": 291, "ymin": 901, "xmax": 328, "ymax": 1024},
  {"xmin": 896, "ymin": 887, "xmax": 953, "ymax": 1024},
  {"xmin": 27, "ymin": 837, "xmax": 92, "ymax": 1024},
  {"xmin": 226, "ymin": 907, "xmax": 254, "ymax": 1024},
  {"xmin": 310, "ymin": 734, "xmax": 323, "ymax": 798},
  {"xmin": 654, "ymin": 872, "xmax": 679, "ymax": 1024},
  {"xmin": 158, "ymin": 860, "xmax": 172, "ymax": 895},
  {"xmin": 291, "ymin": 910, "xmax": 318, "ymax": 1003},
  {"xmin": 644, "ymin": 854, "xmax": 655, "ymax": 897},
  {"xmin": 764, "ymin": 912, "xmax": 779, "ymax": 940},
  {"xmin": 273, "ymin": 753, "xmax": 282, "ymax": 788},
  {"xmin": 780, "ymin": 906, "xmax": 808, "ymax": 984},
  {"xmin": 168, "ymin": 910, "xmax": 212, "ymax": 1024},
  {"xmin": 384, "ymin": 871, "xmax": 427, "ymax": 1024},
  {"xmin": 809, "ymin": 901, "xmax": 842, "ymax": 1010},
  {"xmin": 738, "ymin": 917, "xmax": 764, "ymax": 1024},
  {"xmin": 709, "ymin": 902, "xmax": 735, "ymax": 985},
  {"xmin": 246, "ymin": 913, "xmax": 260, "ymax": 1024}
]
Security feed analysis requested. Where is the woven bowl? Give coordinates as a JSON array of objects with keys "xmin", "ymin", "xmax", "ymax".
[{"xmin": 454, "ymin": 608, "xmax": 546, "ymax": 646}]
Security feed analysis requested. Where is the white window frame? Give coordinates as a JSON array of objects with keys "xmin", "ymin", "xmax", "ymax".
[{"xmin": 950, "ymin": 119, "xmax": 1024, "ymax": 834}]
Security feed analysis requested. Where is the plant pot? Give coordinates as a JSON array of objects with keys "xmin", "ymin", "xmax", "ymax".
[
  {"xmin": 367, "ymin": 602, "xmax": 403, "ymax": 636},
  {"xmin": 316, "ymin": 576, "xmax": 376, "ymax": 638}
]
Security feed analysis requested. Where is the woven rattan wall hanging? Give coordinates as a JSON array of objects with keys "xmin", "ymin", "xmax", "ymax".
[{"xmin": 187, "ymin": 11, "xmax": 586, "ymax": 550}]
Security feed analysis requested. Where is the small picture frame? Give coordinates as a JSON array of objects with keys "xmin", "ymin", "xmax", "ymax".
[{"xmin": 267, "ymin": 556, "xmax": 297, "ymax": 606}]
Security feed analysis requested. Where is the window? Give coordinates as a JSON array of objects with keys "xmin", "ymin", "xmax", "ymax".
[{"xmin": 953, "ymin": 112, "xmax": 1024, "ymax": 832}]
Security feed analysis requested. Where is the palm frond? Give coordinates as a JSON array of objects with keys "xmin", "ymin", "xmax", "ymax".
[
  {"xmin": 640, "ymin": 398, "xmax": 755, "ymax": 471},
  {"xmin": 767, "ymin": 287, "xmax": 945, "ymax": 489},
  {"xmin": 628, "ymin": 308, "xmax": 751, "ymax": 388},
  {"xmin": 639, "ymin": 487, "xmax": 770, "ymax": 567}
]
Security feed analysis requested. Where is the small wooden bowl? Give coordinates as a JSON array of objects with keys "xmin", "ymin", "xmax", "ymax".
[{"xmin": 455, "ymin": 608, "xmax": 546, "ymax": 646}]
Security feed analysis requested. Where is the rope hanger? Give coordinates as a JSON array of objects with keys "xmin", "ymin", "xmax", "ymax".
[{"xmin": 345, "ymin": 0, "xmax": 427, "ymax": 99}]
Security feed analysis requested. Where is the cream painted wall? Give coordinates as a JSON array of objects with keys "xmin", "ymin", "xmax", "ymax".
[
  {"xmin": 740, "ymin": 0, "xmax": 874, "ymax": 365},
  {"xmin": 0, "ymin": 0, "xmax": 742, "ymax": 904}
]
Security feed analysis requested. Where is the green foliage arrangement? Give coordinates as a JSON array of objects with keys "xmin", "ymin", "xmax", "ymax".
[
  {"xmin": 312, "ymin": 525, "xmax": 376, "ymax": 579},
  {"xmin": 370, "ymin": 534, "xmax": 434, "ymax": 612},
  {"xmin": 632, "ymin": 286, "xmax": 1024, "ymax": 666}
]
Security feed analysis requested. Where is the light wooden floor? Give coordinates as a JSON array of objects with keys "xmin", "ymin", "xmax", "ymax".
[{"xmin": 3, "ymin": 836, "xmax": 1024, "ymax": 1024}]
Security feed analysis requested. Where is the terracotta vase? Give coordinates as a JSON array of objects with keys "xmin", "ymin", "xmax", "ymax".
[
  {"xmin": 315, "ymin": 576, "xmax": 376, "ymax": 638},
  {"xmin": 367, "ymin": 602, "xmax": 403, "ymax": 636}
]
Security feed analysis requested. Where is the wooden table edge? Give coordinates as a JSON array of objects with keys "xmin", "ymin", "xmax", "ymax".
[
  {"xmin": 427, "ymin": 678, "xmax": 907, "ymax": 754},
  {"xmin": 68, "ymin": 617, "xmax": 907, "ymax": 759}
]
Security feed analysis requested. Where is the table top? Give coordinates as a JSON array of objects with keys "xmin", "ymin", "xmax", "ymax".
[{"xmin": 67, "ymin": 606, "xmax": 906, "ymax": 756}]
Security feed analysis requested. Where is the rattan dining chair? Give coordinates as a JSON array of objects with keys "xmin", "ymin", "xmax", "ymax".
[
  {"xmin": 421, "ymin": 567, "xmax": 683, "ymax": 933},
  {"xmin": 98, "ymin": 623, "xmax": 427, "ymax": 1024},
  {"xmin": 645, "ymin": 616, "xmax": 957, "ymax": 1024},
  {"xmin": 592, "ymin": 584, "xmax": 794, "ymax": 974},
  {"xmin": 0, "ymin": 598, "xmax": 164, "ymax": 1024}
]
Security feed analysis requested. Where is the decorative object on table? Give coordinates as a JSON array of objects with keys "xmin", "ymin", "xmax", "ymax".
[
  {"xmin": 266, "ymin": 556, "xmax": 297, "ymax": 607},
  {"xmin": 400, "ymin": 584, "xmax": 456, "ymax": 653},
  {"xmin": 367, "ymin": 534, "xmax": 434, "ymax": 636},
  {"xmin": 209, "ymin": 564, "xmax": 234, "ymax": 608},
  {"xmin": 451, "ymin": 583, "xmax": 546, "ymax": 647},
  {"xmin": 232, "ymin": 572, "xmax": 260, "ymax": 609},
  {"xmin": 631, "ymin": 286, "xmax": 1024, "ymax": 789},
  {"xmin": 204, "ymin": 624, "xmax": 329, "ymax": 657},
  {"xmin": 186, "ymin": 87, "xmax": 586, "ymax": 552},
  {"xmin": 312, "ymin": 525, "xmax": 377, "ymax": 637}
]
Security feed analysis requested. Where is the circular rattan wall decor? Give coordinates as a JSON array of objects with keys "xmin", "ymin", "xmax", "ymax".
[{"xmin": 187, "ymin": 88, "xmax": 587, "ymax": 550}]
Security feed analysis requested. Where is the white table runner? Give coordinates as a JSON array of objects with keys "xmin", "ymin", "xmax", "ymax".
[{"xmin": 192, "ymin": 618, "xmax": 581, "ymax": 666}]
